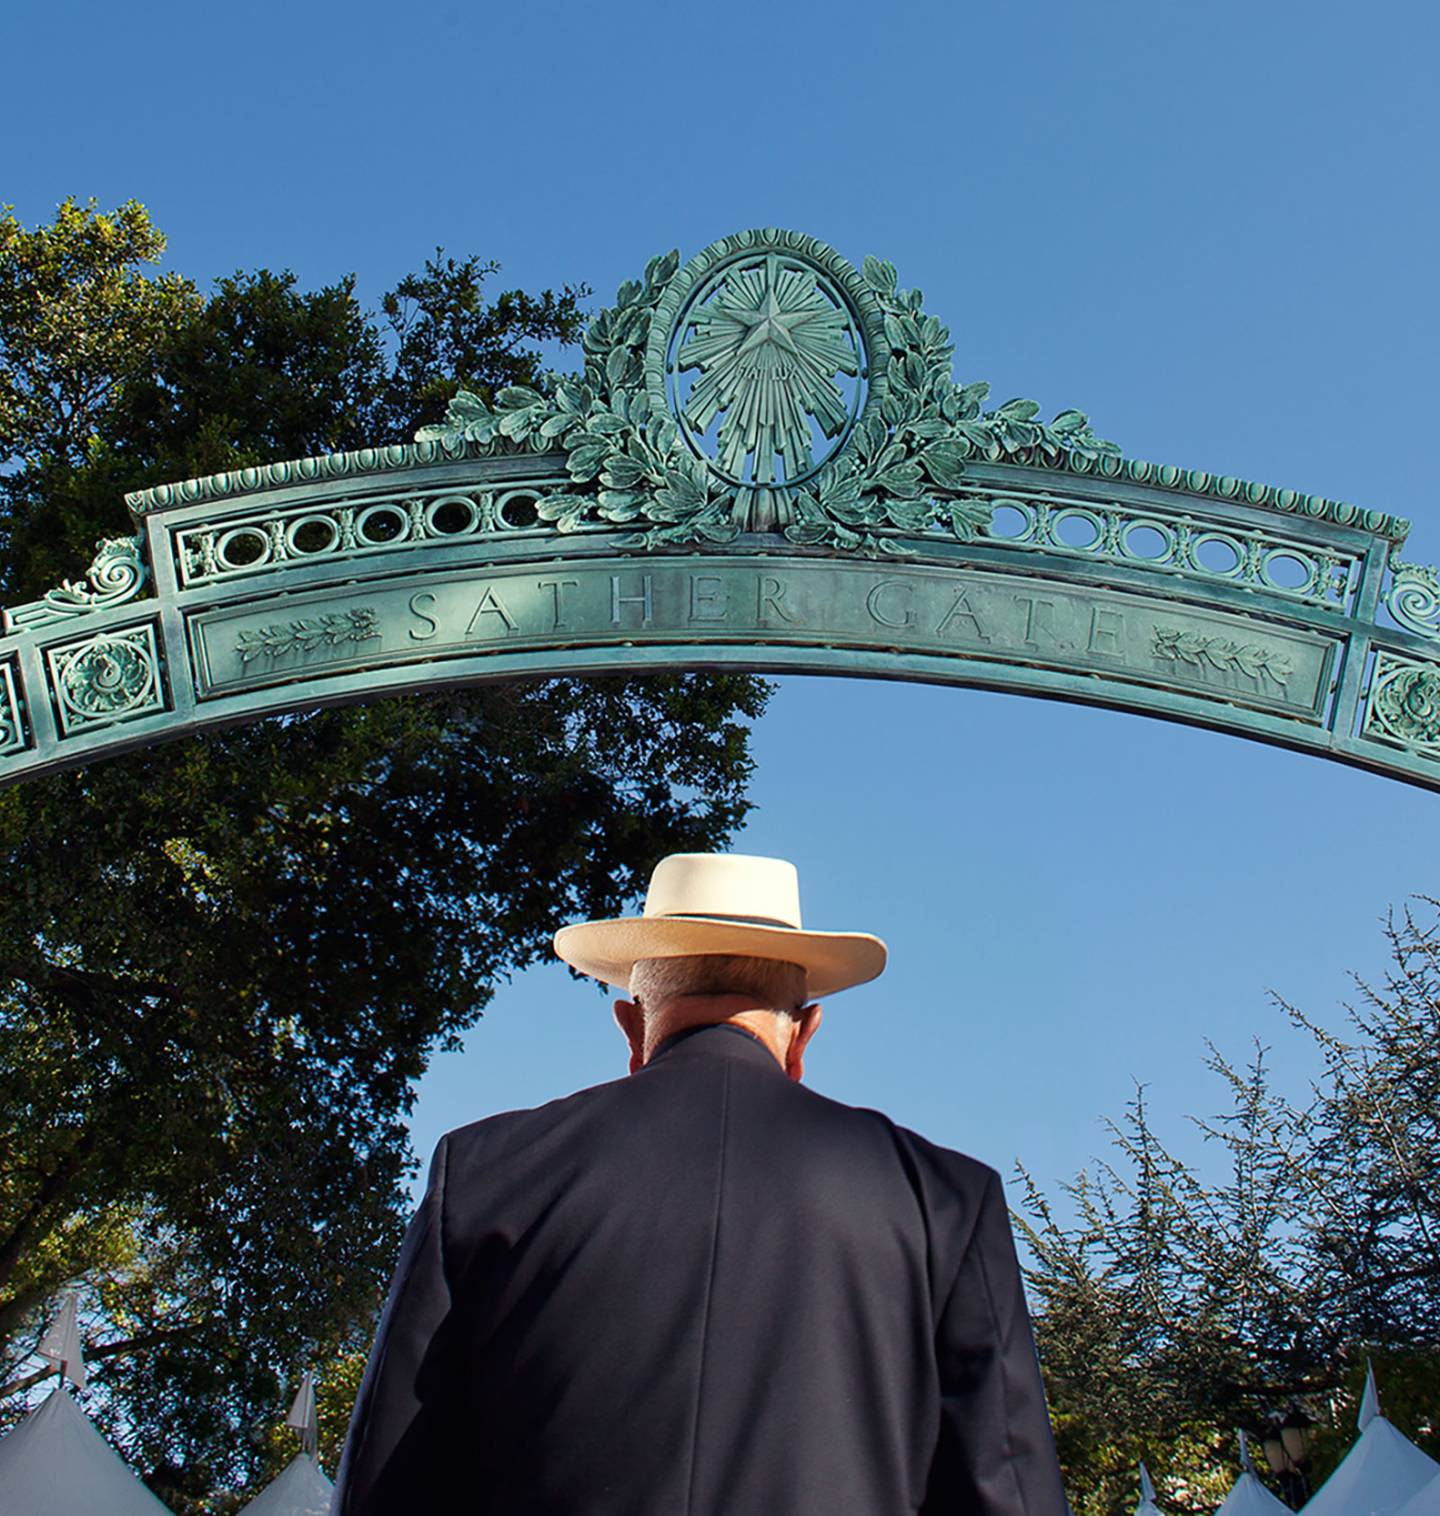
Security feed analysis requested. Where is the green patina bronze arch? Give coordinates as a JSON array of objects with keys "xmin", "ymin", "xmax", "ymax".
[{"xmin": 3, "ymin": 228, "xmax": 1438, "ymax": 791}]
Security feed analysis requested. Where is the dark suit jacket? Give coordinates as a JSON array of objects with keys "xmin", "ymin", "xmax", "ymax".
[{"xmin": 333, "ymin": 1021, "xmax": 1067, "ymax": 1515}]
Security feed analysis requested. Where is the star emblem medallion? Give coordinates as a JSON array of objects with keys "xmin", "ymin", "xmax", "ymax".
[{"xmin": 655, "ymin": 234, "xmax": 875, "ymax": 491}]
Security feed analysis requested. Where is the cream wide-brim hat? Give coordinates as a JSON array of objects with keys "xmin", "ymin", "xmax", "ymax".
[{"xmin": 552, "ymin": 852, "xmax": 888, "ymax": 998}]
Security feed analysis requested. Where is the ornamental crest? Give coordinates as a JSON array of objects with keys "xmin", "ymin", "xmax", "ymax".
[{"xmin": 416, "ymin": 227, "xmax": 1121, "ymax": 551}]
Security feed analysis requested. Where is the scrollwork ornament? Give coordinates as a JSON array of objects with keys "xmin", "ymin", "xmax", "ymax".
[
  {"xmin": 73, "ymin": 535, "xmax": 145, "ymax": 600},
  {"xmin": 1367, "ymin": 656, "xmax": 1440, "ymax": 752},
  {"xmin": 2, "ymin": 535, "xmax": 148, "ymax": 634},
  {"xmin": 1385, "ymin": 559, "xmax": 1440, "ymax": 640}
]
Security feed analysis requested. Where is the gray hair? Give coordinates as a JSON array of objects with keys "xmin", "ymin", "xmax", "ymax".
[{"xmin": 629, "ymin": 955, "xmax": 807, "ymax": 1025}]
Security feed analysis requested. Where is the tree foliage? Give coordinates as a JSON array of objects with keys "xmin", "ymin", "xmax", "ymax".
[
  {"xmin": 0, "ymin": 199, "xmax": 767, "ymax": 1510},
  {"xmin": 1022, "ymin": 902, "xmax": 1440, "ymax": 1514},
  {"xmin": 0, "ymin": 198, "xmax": 201, "ymax": 473}
]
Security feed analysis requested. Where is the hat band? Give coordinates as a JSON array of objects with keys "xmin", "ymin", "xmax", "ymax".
[{"xmin": 661, "ymin": 911, "xmax": 798, "ymax": 930}]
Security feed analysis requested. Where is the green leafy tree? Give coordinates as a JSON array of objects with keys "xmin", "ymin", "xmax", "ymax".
[
  {"xmin": 0, "ymin": 199, "xmax": 201, "ymax": 470},
  {"xmin": 0, "ymin": 198, "xmax": 201, "ymax": 595},
  {"xmin": 0, "ymin": 200, "xmax": 768, "ymax": 1511},
  {"xmin": 1021, "ymin": 902, "xmax": 1440, "ymax": 1514}
]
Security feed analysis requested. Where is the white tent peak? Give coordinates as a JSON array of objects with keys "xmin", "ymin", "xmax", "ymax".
[
  {"xmin": 0, "ymin": 1385, "xmax": 170, "ymax": 1513},
  {"xmin": 1216, "ymin": 1468, "xmax": 1291, "ymax": 1516},
  {"xmin": 1135, "ymin": 1461, "xmax": 1162, "ymax": 1516},
  {"xmin": 37, "ymin": 1290, "xmax": 88, "ymax": 1391},
  {"xmin": 1211, "ymin": 1430, "xmax": 1291, "ymax": 1516},
  {"xmin": 1359, "ymin": 1359, "xmax": 1381, "ymax": 1431},
  {"xmin": 236, "ymin": 1451, "xmax": 333, "ymax": 1516},
  {"xmin": 1302, "ymin": 1402, "xmax": 1439, "ymax": 1516},
  {"xmin": 284, "ymin": 1368, "xmax": 318, "ymax": 1456}
]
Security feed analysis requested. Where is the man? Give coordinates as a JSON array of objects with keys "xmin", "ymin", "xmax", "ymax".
[{"xmin": 333, "ymin": 852, "xmax": 1067, "ymax": 1515}]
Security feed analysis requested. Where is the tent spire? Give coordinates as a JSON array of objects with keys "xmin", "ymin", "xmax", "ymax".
[
  {"xmin": 285, "ymin": 1369, "xmax": 318, "ymax": 1458},
  {"xmin": 1359, "ymin": 1358, "xmax": 1380, "ymax": 1431},
  {"xmin": 37, "ymin": 1291, "xmax": 88, "ymax": 1391},
  {"xmin": 1134, "ymin": 1459, "xmax": 1164, "ymax": 1515},
  {"xmin": 1238, "ymin": 1429, "xmax": 1259, "ymax": 1477}
]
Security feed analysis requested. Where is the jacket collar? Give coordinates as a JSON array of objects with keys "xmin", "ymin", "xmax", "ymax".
[{"xmin": 645, "ymin": 1021, "xmax": 788, "ymax": 1076}]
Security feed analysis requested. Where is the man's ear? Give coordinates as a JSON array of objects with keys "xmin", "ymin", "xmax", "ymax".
[
  {"xmin": 613, "ymin": 998, "xmax": 646, "ymax": 1073},
  {"xmin": 784, "ymin": 1002, "xmax": 823, "ymax": 1082}
]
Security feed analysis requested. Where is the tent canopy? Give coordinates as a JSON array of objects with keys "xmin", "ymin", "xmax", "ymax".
[
  {"xmin": 1302, "ymin": 1417, "xmax": 1440, "ymax": 1516},
  {"xmin": 1217, "ymin": 1470, "xmax": 1292, "ymax": 1516},
  {"xmin": 1134, "ymin": 1460, "xmax": 1164, "ymax": 1516},
  {"xmin": 236, "ymin": 1451, "xmax": 334, "ymax": 1516},
  {"xmin": 0, "ymin": 1386, "xmax": 170, "ymax": 1515}
]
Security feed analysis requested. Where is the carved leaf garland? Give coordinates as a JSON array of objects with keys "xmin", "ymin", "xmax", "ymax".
[
  {"xmin": 783, "ymin": 257, "xmax": 1119, "ymax": 555},
  {"xmin": 1152, "ymin": 626, "xmax": 1293, "ymax": 687},
  {"xmin": 419, "ymin": 248, "xmax": 732, "ymax": 548},
  {"xmin": 235, "ymin": 608, "xmax": 382, "ymax": 665}
]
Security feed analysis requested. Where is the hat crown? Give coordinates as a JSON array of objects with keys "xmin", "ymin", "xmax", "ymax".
[{"xmin": 644, "ymin": 853, "xmax": 803, "ymax": 930}]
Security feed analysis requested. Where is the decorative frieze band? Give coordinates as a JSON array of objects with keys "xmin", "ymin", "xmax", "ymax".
[
  {"xmin": 172, "ymin": 482, "xmax": 566, "ymax": 588},
  {"xmin": 973, "ymin": 489, "xmax": 1358, "ymax": 611},
  {"xmin": 116, "ymin": 412, "xmax": 1410, "ymax": 548}
]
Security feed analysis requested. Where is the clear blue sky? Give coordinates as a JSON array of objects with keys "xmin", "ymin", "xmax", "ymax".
[{"xmin": 4, "ymin": 0, "xmax": 1438, "ymax": 1206}]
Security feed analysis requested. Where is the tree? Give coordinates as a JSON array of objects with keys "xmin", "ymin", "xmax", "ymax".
[
  {"xmin": 0, "ymin": 199, "xmax": 769, "ymax": 1510},
  {"xmin": 0, "ymin": 199, "xmax": 201, "ymax": 473},
  {"xmin": 1019, "ymin": 902, "xmax": 1440, "ymax": 1514}
]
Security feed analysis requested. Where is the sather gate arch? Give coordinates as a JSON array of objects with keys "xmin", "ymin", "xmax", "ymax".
[{"xmin": 2, "ymin": 229, "xmax": 1438, "ymax": 791}]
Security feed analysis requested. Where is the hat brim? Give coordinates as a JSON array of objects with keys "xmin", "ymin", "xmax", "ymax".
[{"xmin": 553, "ymin": 916, "xmax": 887, "ymax": 999}]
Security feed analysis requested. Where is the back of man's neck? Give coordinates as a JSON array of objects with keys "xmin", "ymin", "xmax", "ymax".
[{"xmin": 644, "ymin": 998, "xmax": 787, "ymax": 1067}]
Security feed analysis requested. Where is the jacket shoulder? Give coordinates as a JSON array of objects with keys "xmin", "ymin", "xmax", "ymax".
[
  {"xmin": 800, "ymin": 1084, "xmax": 1000, "ymax": 1198},
  {"xmin": 430, "ymin": 1069, "xmax": 633, "ymax": 1161},
  {"xmin": 883, "ymin": 1113, "xmax": 1002, "ymax": 1200},
  {"xmin": 840, "ymin": 1098, "xmax": 1006, "ymax": 1254},
  {"xmin": 784, "ymin": 1083, "xmax": 1002, "ymax": 1225}
]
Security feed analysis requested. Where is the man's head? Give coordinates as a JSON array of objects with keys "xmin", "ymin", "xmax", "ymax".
[
  {"xmin": 554, "ymin": 852, "xmax": 885, "ymax": 1075},
  {"xmin": 613, "ymin": 953, "xmax": 823, "ymax": 1080}
]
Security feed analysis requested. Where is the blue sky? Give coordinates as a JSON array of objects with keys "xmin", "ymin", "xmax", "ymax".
[{"xmin": 4, "ymin": 0, "xmax": 1438, "ymax": 1206}]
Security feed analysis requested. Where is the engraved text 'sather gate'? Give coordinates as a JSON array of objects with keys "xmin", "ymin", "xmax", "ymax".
[{"xmin": 1, "ymin": 226, "xmax": 1438, "ymax": 795}]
